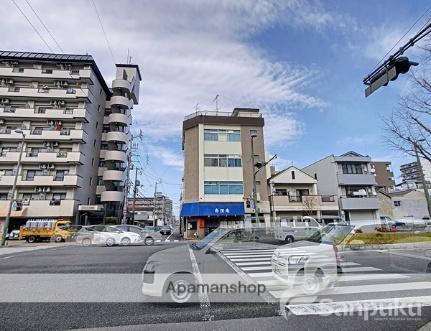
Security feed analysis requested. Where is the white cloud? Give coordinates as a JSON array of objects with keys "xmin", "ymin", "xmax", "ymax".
[
  {"xmin": 148, "ymin": 146, "xmax": 183, "ymax": 169},
  {"xmin": 336, "ymin": 135, "xmax": 375, "ymax": 147},
  {"xmin": 264, "ymin": 112, "xmax": 304, "ymax": 146}
]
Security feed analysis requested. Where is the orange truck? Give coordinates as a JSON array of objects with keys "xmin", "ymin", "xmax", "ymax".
[{"xmin": 19, "ymin": 219, "xmax": 74, "ymax": 243}]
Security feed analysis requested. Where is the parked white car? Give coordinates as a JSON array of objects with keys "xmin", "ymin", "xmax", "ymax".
[
  {"xmin": 274, "ymin": 217, "xmax": 322, "ymax": 243},
  {"xmin": 271, "ymin": 223, "xmax": 352, "ymax": 295},
  {"xmin": 76, "ymin": 225, "xmax": 142, "ymax": 246}
]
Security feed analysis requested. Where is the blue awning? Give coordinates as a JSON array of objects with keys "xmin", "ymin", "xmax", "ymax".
[{"xmin": 180, "ymin": 202, "xmax": 244, "ymax": 217}]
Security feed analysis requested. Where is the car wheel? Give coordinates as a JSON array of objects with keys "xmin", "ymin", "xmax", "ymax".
[
  {"xmin": 105, "ymin": 238, "xmax": 115, "ymax": 247},
  {"xmin": 297, "ymin": 269, "xmax": 323, "ymax": 295},
  {"xmin": 285, "ymin": 236, "xmax": 294, "ymax": 244},
  {"xmin": 81, "ymin": 238, "xmax": 92, "ymax": 247},
  {"xmin": 53, "ymin": 235, "xmax": 63, "ymax": 243},
  {"xmin": 27, "ymin": 236, "xmax": 36, "ymax": 243},
  {"xmin": 121, "ymin": 237, "xmax": 131, "ymax": 246},
  {"xmin": 163, "ymin": 273, "xmax": 195, "ymax": 304},
  {"xmin": 144, "ymin": 237, "xmax": 154, "ymax": 246}
]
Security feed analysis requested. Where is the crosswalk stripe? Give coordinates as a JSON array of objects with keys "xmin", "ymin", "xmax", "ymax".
[
  {"xmin": 338, "ymin": 273, "xmax": 409, "ymax": 282},
  {"xmin": 248, "ymin": 272, "xmax": 274, "ymax": 278},
  {"xmin": 222, "ymin": 250, "xmax": 275, "ymax": 255},
  {"xmin": 236, "ymin": 261, "xmax": 271, "ymax": 266},
  {"xmin": 270, "ymin": 281, "xmax": 431, "ymax": 299},
  {"xmin": 221, "ymin": 249, "xmax": 275, "ymax": 253},
  {"xmin": 223, "ymin": 254, "xmax": 273, "ymax": 258},
  {"xmin": 287, "ymin": 295, "xmax": 431, "ymax": 315},
  {"xmin": 341, "ymin": 266, "xmax": 380, "ymax": 273},
  {"xmin": 230, "ymin": 257, "xmax": 272, "ymax": 262},
  {"xmin": 174, "ymin": 240, "xmax": 179, "ymax": 242},
  {"xmin": 339, "ymin": 262, "xmax": 359, "ymax": 267},
  {"xmin": 241, "ymin": 266, "xmax": 273, "ymax": 271},
  {"xmin": 155, "ymin": 240, "xmax": 161, "ymax": 242}
]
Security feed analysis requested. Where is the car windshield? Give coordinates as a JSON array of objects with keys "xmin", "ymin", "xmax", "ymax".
[
  {"xmin": 192, "ymin": 228, "xmax": 227, "ymax": 250},
  {"xmin": 308, "ymin": 224, "xmax": 354, "ymax": 244}
]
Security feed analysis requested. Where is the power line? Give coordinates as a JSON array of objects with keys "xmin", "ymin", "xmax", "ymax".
[
  {"xmin": 24, "ymin": 0, "xmax": 64, "ymax": 53},
  {"xmin": 11, "ymin": 0, "xmax": 54, "ymax": 52},
  {"xmin": 89, "ymin": 0, "xmax": 115, "ymax": 64},
  {"xmin": 371, "ymin": 5, "xmax": 431, "ymax": 73}
]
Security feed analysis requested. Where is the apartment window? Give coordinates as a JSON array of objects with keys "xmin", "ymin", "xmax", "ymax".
[
  {"xmin": 102, "ymin": 125, "xmax": 110, "ymax": 133},
  {"xmin": 42, "ymin": 69, "xmax": 53, "ymax": 74},
  {"xmin": 97, "ymin": 176, "xmax": 104, "ymax": 185},
  {"xmin": 0, "ymin": 193, "xmax": 8, "ymax": 200},
  {"xmin": 99, "ymin": 160, "xmax": 106, "ymax": 167},
  {"xmin": 314, "ymin": 173, "xmax": 318, "ymax": 180},
  {"xmin": 100, "ymin": 143, "xmax": 108, "ymax": 150},
  {"xmin": 291, "ymin": 171, "xmax": 296, "ymax": 180},
  {"xmin": 203, "ymin": 129, "xmax": 240, "ymax": 142},
  {"xmin": 204, "ymin": 181, "xmax": 244, "ymax": 195},
  {"xmin": 342, "ymin": 163, "xmax": 364, "ymax": 174},
  {"xmin": 274, "ymin": 189, "xmax": 288, "ymax": 196},
  {"xmin": 394, "ymin": 201, "xmax": 401, "ymax": 207},
  {"xmin": 345, "ymin": 186, "xmax": 371, "ymax": 198},
  {"xmin": 250, "ymin": 129, "xmax": 258, "ymax": 136},
  {"xmin": 25, "ymin": 170, "xmax": 36, "ymax": 181},
  {"xmin": 54, "ymin": 170, "xmax": 68, "ymax": 181},
  {"xmin": 204, "ymin": 154, "xmax": 242, "ymax": 167}
]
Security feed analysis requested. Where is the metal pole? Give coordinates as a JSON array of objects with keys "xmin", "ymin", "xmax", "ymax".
[
  {"xmin": 251, "ymin": 135, "xmax": 259, "ymax": 225},
  {"xmin": 153, "ymin": 181, "xmax": 158, "ymax": 227},
  {"xmin": 414, "ymin": 143, "xmax": 431, "ymax": 217},
  {"xmin": 131, "ymin": 165, "xmax": 138, "ymax": 224},
  {"xmin": 1, "ymin": 133, "xmax": 25, "ymax": 246}
]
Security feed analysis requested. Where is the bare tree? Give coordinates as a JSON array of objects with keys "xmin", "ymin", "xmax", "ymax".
[
  {"xmin": 384, "ymin": 45, "xmax": 431, "ymax": 162},
  {"xmin": 302, "ymin": 196, "xmax": 316, "ymax": 217}
]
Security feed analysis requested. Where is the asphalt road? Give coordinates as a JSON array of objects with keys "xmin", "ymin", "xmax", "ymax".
[{"xmin": 1, "ymin": 243, "xmax": 431, "ymax": 330}]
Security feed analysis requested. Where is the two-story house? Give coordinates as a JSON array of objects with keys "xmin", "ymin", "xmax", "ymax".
[
  {"xmin": 268, "ymin": 166, "xmax": 339, "ymax": 224},
  {"xmin": 303, "ymin": 151, "xmax": 379, "ymax": 222}
]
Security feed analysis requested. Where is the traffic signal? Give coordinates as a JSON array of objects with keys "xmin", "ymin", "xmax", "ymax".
[
  {"xmin": 246, "ymin": 199, "xmax": 251, "ymax": 209},
  {"xmin": 364, "ymin": 56, "xmax": 418, "ymax": 97}
]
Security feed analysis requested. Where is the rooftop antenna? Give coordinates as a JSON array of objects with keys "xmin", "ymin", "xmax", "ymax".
[{"xmin": 213, "ymin": 94, "xmax": 219, "ymax": 111}]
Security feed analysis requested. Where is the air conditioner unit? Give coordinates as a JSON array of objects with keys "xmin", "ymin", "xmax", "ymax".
[
  {"xmin": 0, "ymin": 120, "xmax": 4, "ymax": 124},
  {"xmin": 43, "ymin": 169, "xmax": 49, "ymax": 175},
  {"xmin": 48, "ymin": 164, "xmax": 55, "ymax": 169},
  {"xmin": 1, "ymin": 98, "xmax": 10, "ymax": 105},
  {"xmin": 11, "ymin": 61, "xmax": 18, "ymax": 65},
  {"xmin": 53, "ymin": 142, "xmax": 59, "ymax": 147},
  {"xmin": 44, "ymin": 187, "xmax": 51, "ymax": 193},
  {"xmin": 40, "ymin": 164, "xmax": 47, "ymax": 169},
  {"xmin": 48, "ymin": 120, "xmax": 54, "ymax": 126},
  {"xmin": 58, "ymin": 100, "xmax": 65, "ymax": 106},
  {"xmin": 37, "ymin": 187, "xmax": 43, "ymax": 193},
  {"xmin": 62, "ymin": 81, "xmax": 68, "ymax": 87},
  {"xmin": 57, "ymin": 121, "xmax": 62, "ymax": 125},
  {"xmin": 7, "ymin": 79, "xmax": 14, "ymax": 85},
  {"xmin": 50, "ymin": 100, "xmax": 57, "ymax": 106}
]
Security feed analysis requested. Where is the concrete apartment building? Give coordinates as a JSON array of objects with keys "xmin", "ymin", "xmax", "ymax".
[
  {"xmin": 0, "ymin": 51, "xmax": 141, "ymax": 232},
  {"xmin": 127, "ymin": 193, "xmax": 174, "ymax": 226},
  {"xmin": 400, "ymin": 160, "xmax": 431, "ymax": 188},
  {"xmin": 389, "ymin": 189, "xmax": 430, "ymax": 219},
  {"xmin": 303, "ymin": 151, "xmax": 379, "ymax": 223},
  {"xmin": 180, "ymin": 108, "xmax": 270, "ymax": 239},
  {"xmin": 371, "ymin": 161, "xmax": 395, "ymax": 193},
  {"xmin": 268, "ymin": 166, "xmax": 339, "ymax": 224}
]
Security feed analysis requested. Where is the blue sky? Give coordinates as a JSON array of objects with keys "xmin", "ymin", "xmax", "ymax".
[{"xmin": 1, "ymin": 0, "xmax": 430, "ymax": 215}]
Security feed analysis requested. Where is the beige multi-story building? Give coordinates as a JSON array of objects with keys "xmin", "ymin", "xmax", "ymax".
[
  {"xmin": 268, "ymin": 166, "xmax": 339, "ymax": 224},
  {"xmin": 0, "ymin": 51, "xmax": 141, "ymax": 232},
  {"xmin": 181, "ymin": 108, "xmax": 270, "ymax": 239}
]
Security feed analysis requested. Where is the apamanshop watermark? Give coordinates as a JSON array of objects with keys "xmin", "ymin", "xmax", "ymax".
[{"xmin": 166, "ymin": 281, "xmax": 266, "ymax": 296}]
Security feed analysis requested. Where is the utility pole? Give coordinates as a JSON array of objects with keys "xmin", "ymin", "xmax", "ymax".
[
  {"xmin": 1, "ymin": 131, "xmax": 25, "ymax": 246},
  {"xmin": 131, "ymin": 165, "xmax": 139, "ymax": 224},
  {"xmin": 250, "ymin": 135, "xmax": 259, "ymax": 224},
  {"xmin": 414, "ymin": 142, "xmax": 431, "ymax": 217},
  {"xmin": 153, "ymin": 180, "xmax": 160, "ymax": 227}
]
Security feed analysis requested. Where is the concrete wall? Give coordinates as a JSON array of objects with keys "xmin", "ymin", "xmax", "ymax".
[
  {"xmin": 303, "ymin": 156, "xmax": 338, "ymax": 196},
  {"xmin": 183, "ymin": 126, "xmax": 199, "ymax": 201}
]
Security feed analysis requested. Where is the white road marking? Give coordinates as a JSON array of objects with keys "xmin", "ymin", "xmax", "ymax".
[
  {"xmin": 166, "ymin": 234, "xmax": 173, "ymax": 241},
  {"xmin": 241, "ymin": 266, "xmax": 273, "ymax": 271},
  {"xmin": 386, "ymin": 251, "xmax": 431, "ymax": 261},
  {"xmin": 188, "ymin": 246, "xmax": 213, "ymax": 321},
  {"xmin": 236, "ymin": 261, "xmax": 271, "ymax": 266},
  {"xmin": 223, "ymin": 254, "xmax": 273, "ymax": 259},
  {"xmin": 174, "ymin": 240, "xmax": 179, "ymax": 242},
  {"xmin": 270, "ymin": 281, "xmax": 431, "ymax": 299},
  {"xmin": 165, "ymin": 240, "xmax": 170, "ymax": 242},
  {"xmin": 248, "ymin": 272, "xmax": 274, "ymax": 278},
  {"xmin": 341, "ymin": 266, "xmax": 380, "ymax": 273},
  {"xmin": 155, "ymin": 240, "xmax": 161, "ymax": 243},
  {"xmin": 230, "ymin": 257, "xmax": 272, "ymax": 262},
  {"xmin": 222, "ymin": 250, "xmax": 275, "ymax": 255},
  {"xmin": 287, "ymin": 295, "xmax": 431, "ymax": 315},
  {"xmin": 338, "ymin": 273, "xmax": 409, "ymax": 282},
  {"xmin": 339, "ymin": 262, "xmax": 360, "ymax": 267}
]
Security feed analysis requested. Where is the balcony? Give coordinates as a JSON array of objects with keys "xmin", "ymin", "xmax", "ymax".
[
  {"xmin": 0, "ymin": 151, "xmax": 84, "ymax": 164},
  {"xmin": 337, "ymin": 173, "xmax": 376, "ymax": 186},
  {"xmin": 0, "ymin": 174, "xmax": 82, "ymax": 187},
  {"xmin": 103, "ymin": 150, "xmax": 127, "ymax": 162},
  {"xmin": 0, "ymin": 107, "xmax": 88, "ymax": 122},
  {"xmin": 0, "ymin": 67, "xmax": 92, "ymax": 80},
  {"xmin": 271, "ymin": 195, "xmax": 338, "ymax": 212},
  {"xmin": 101, "ymin": 190, "xmax": 124, "ymax": 202},
  {"xmin": 104, "ymin": 113, "xmax": 130, "ymax": 126},
  {"xmin": 102, "ymin": 131, "xmax": 128, "ymax": 143},
  {"xmin": 340, "ymin": 197, "xmax": 379, "ymax": 210},
  {"xmin": 112, "ymin": 79, "xmax": 131, "ymax": 92},
  {"xmin": 0, "ymin": 129, "xmax": 87, "ymax": 142},
  {"xmin": 106, "ymin": 95, "xmax": 131, "ymax": 109},
  {"xmin": 0, "ymin": 199, "xmax": 75, "ymax": 218},
  {"xmin": 0, "ymin": 86, "xmax": 89, "ymax": 99},
  {"xmin": 102, "ymin": 170, "xmax": 125, "ymax": 182}
]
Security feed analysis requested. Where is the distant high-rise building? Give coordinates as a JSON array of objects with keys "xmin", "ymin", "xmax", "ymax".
[{"xmin": 400, "ymin": 159, "xmax": 431, "ymax": 188}]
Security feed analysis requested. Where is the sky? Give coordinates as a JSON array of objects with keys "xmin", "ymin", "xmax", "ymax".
[{"xmin": 1, "ymin": 0, "xmax": 430, "ymax": 216}]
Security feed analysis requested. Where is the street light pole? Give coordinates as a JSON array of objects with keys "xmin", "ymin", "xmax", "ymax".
[
  {"xmin": 414, "ymin": 142, "xmax": 431, "ymax": 217},
  {"xmin": 1, "ymin": 131, "xmax": 25, "ymax": 246},
  {"xmin": 250, "ymin": 134, "xmax": 260, "ymax": 224}
]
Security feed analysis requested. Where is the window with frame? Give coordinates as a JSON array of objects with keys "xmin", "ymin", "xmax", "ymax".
[
  {"xmin": 342, "ymin": 163, "xmax": 364, "ymax": 174},
  {"xmin": 204, "ymin": 181, "xmax": 244, "ymax": 195},
  {"xmin": 204, "ymin": 154, "xmax": 242, "ymax": 167},
  {"xmin": 0, "ymin": 193, "xmax": 8, "ymax": 200},
  {"xmin": 394, "ymin": 201, "xmax": 401, "ymax": 207},
  {"xmin": 204, "ymin": 129, "xmax": 240, "ymax": 142}
]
